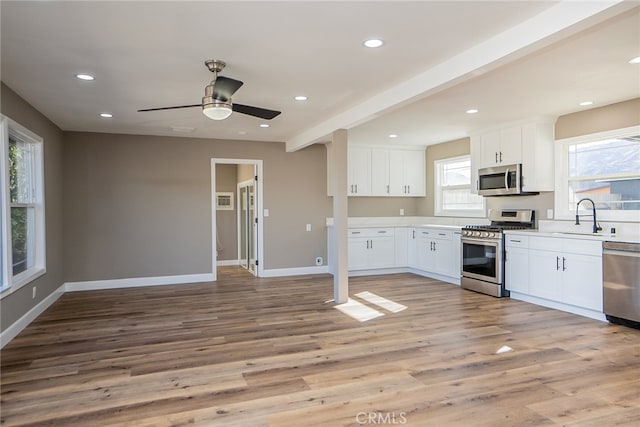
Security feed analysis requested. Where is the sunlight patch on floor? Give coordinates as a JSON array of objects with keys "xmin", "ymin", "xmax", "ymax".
[
  {"xmin": 334, "ymin": 298, "xmax": 385, "ymax": 322},
  {"xmin": 355, "ymin": 291, "xmax": 407, "ymax": 313}
]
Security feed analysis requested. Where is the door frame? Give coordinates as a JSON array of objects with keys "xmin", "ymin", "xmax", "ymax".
[{"xmin": 211, "ymin": 158, "xmax": 264, "ymax": 281}]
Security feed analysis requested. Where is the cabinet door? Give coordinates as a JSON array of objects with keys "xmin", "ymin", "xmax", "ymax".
[
  {"xmin": 505, "ymin": 247, "xmax": 529, "ymax": 293},
  {"xmin": 348, "ymin": 237, "xmax": 370, "ymax": 270},
  {"xmin": 415, "ymin": 230, "xmax": 432, "ymax": 271},
  {"xmin": 348, "ymin": 147, "xmax": 371, "ymax": 196},
  {"xmin": 369, "ymin": 235, "xmax": 396, "ymax": 269},
  {"xmin": 480, "ymin": 131, "xmax": 501, "ymax": 168},
  {"xmin": 562, "ymin": 253, "xmax": 603, "ymax": 311},
  {"xmin": 407, "ymin": 229, "xmax": 418, "ymax": 268},
  {"xmin": 403, "ymin": 151, "xmax": 425, "ymax": 196},
  {"xmin": 370, "ymin": 148, "xmax": 389, "ymax": 196},
  {"xmin": 388, "ymin": 150, "xmax": 404, "ymax": 195},
  {"xmin": 394, "ymin": 227, "xmax": 408, "ymax": 267},
  {"xmin": 432, "ymin": 238, "xmax": 454, "ymax": 276},
  {"xmin": 529, "ymin": 250, "xmax": 562, "ymax": 300},
  {"xmin": 498, "ymin": 126, "xmax": 522, "ymax": 165}
]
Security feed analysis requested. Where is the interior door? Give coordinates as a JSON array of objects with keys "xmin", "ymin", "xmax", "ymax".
[{"xmin": 238, "ymin": 173, "xmax": 258, "ymax": 276}]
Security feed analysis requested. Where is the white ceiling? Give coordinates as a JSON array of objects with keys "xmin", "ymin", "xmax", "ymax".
[{"xmin": 1, "ymin": 1, "xmax": 639, "ymax": 151}]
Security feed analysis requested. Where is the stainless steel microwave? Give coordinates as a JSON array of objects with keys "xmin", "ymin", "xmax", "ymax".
[{"xmin": 478, "ymin": 164, "xmax": 535, "ymax": 196}]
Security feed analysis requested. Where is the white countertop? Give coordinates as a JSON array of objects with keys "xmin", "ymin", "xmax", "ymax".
[{"xmin": 505, "ymin": 229, "xmax": 639, "ymax": 243}]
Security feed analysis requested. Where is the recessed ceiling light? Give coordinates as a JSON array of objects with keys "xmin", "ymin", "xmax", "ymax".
[
  {"xmin": 76, "ymin": 74, "xmax": 95, "ymax": 81},
  {"xmin": 629, "ymin": 56, "xmax": 640, "ymax": 64},
  {"xmin": 99, "ymin": 113, "xmax": 113, "ymax": 118},
  {"xmin": 579, "ymin": 101, "xmax": 593, "ymax": 106},
  {"xmin": 363, "ymin": 39, "xmax": 384, "ymax": 48},
  {"xmin": 389, "ymin": 134, "xmax": 398, "ymax": 138},
  {"xmin": 466, "ymin": 109, "xmax": 479, "ymax": 114},
  {"xmin": 294, "ymin": 95, "xmax": 308, "ymax": 101},
  {"xmin": 259, "ymin": 124, "xmax": 270, "ymax": 128}
]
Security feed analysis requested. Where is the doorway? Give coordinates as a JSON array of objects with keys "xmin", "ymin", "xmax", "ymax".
[{"xmin": 211, "ymin": 159, "xmax": 264, "ymax": 281}]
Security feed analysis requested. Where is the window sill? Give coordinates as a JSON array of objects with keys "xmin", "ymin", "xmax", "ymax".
[{"xmin": 0, "ymin": 267, "xmax": 46, "ymax": 299}]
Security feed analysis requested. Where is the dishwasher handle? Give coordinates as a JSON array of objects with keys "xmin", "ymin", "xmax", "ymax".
[{"xmin": 603, "ymin": 241, "xmax": 640, "ymax": 253}]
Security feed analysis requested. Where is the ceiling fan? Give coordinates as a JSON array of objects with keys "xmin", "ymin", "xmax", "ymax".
[{"xmin": 138, "ymin": 60, "xmax": 281, "ymax": 121}]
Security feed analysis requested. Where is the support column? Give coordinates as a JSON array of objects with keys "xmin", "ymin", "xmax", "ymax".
[{"xmin": 331, "ymin": 129, "xmax": 349, "ymax": 304}]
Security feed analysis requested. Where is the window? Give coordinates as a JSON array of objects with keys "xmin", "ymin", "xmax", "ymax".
[
  {"xmin": 1, "ymin": 116, "xmax": 46, "ymax": 295},
  {"xmin": 555, "ymin": 125, "xmax": 640, "ymax": 222},
  {"xmin": 435, "ymin": 155, "xmax": 485, "ymax": 217}
]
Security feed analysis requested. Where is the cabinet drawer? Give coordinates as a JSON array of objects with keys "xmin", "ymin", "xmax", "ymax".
[
  {"xmin": 349, "ymin": 228, "xmax": 394, "ymax": 238},
  {"xmin": 416, "ymin": 228, "xmax": 453, "ymax": 240},
  {"xmin": 505, "ymin": 235, "xmax": 529, "ymax": 248}
]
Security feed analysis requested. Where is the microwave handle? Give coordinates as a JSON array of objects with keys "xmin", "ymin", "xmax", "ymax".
[{"xmin": 504, "ymin": 168, "xmax": 510, "ymax": 190}]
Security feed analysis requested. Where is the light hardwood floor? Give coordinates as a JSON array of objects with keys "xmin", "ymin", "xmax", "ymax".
[{"xmin": 1, "ymin": 267, "xmax": 639, "ymax": 426}]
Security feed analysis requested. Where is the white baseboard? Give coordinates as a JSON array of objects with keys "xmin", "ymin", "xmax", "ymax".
[
  {"xmin": 510, "ymin": 292, "xmax": 607, "ymax": 322},
  {"xmin": 65, "ymin": 273, "xmax": 216, "ymax": 292},
  {"xmin": 217, "ymin": 259, "xmax": 239, "ymax": 267},
  {"xmin": 349, "ymin": 267, "xmax": 408, "ymax": 277},
  {"xmin": 0, "ymin": 283, "xmax": 65, "ymax": 349},
  {"xmin": 261, "ymin": 265, "xmax": 329, "ymax": 277}
]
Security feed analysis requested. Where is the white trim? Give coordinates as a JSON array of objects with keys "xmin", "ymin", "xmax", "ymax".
[
  {"xmin": 212, "ymin": 158, "xmax": 264, "ymax": 278},
  {"xmin": 0, "ymin": 283, "xmax": 65, "ymax": 349},
  {"xmin": 261, "ymin": 265, "xmax": 329, "ymax": 277},
  {"xmin": 510, "ymin": 291, "xmax": 606, "ymax": 322},
  {"xmin": 217, "ymin": 259, "xmax": 239, "ymax": 267},
  {"xmin": 64, "ymin": 273, "xmax": 215, "ymax": 292},
  {"xmin": 554, "ymin": 125, "xmax": 640, "ymax": 222}
]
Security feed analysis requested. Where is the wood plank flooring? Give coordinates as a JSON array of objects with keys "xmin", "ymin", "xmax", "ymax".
[{"xmin": 1, "ymin": 267, "xmax": 639, "ymax": 426}]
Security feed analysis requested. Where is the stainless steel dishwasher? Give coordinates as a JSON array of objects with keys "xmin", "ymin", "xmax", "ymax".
[{"xmin": 603, "ymin": 241, "xmax": 640, "ymax": 329}]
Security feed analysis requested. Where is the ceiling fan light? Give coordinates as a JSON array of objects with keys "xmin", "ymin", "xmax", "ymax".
[{"xmin": 202, "ymin": 101, "xmax": 233, "ymax": 120}]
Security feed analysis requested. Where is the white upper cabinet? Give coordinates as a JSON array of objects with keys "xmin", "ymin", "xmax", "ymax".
[
  {"xmin": 479, "ymin": 126, "xmax": 522, "ymax": 168},
  {"xmin": 348, "ymin": 146, "xmax": 425, "ymax": 197},
  {"xmin": 348, "ymin": 147, "xmax": 371, "ymax": 196},
  {"xmin": 471, "ymin": 119, "xmax": 555, "ymax": 193}
]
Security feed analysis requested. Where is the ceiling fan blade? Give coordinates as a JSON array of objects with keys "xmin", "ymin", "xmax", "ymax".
[
  {"xmin": 213, "ymin": 76, "xmax": 244, "ymax": 101},
  {"xmin": 233, "ymin": 103, "xmax": 281, "ymax": 120},
  {"xmin": 138, "ymin": 104, "xmax": 202, "ymax": 112}
]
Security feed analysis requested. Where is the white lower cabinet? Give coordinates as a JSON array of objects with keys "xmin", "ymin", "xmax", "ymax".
[
  {"xmin": 505, "ymin": 236, "xmax": 529, "ymax": 293},
  {"xmin": 506, "ymin": 233, "xmax": 603, "ymax": 313},
  {"xmin": 348, "ymin": 228, "xmax": 396, "ymax": 271},
  {"xmin": 412, "ymin": 228, "xmax": 459, "ymax": 279}
]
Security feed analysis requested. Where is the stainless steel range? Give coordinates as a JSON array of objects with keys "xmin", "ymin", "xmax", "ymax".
[{"xmin": 461, "ymin": 209, "xmax": 535, "ymax": 297}]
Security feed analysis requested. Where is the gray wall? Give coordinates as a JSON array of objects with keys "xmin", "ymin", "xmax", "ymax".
[
  {"xmin": 1, "ymin": 83, "xmax": 65, "ymax": 332},
  {"xmin": 63, "ymin": 132, "xmax": 331, "ymax": 281}
]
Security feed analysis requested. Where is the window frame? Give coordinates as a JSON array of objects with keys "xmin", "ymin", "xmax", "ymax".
[
  {"xmin": 554, "ymin": 125, "xmax": 640, "ymax": 222},
  {"xmin": 434, "ymin": 154, "xmax": 486, "ymax": 218},
  {"xmin": 1, "ymin": 115, "xmax": 46, "ymax": 297}
]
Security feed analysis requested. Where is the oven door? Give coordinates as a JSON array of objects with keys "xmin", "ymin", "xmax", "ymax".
[{"xmin": 461, "ymin": 238, "xmax": 502, "ymax": 284}]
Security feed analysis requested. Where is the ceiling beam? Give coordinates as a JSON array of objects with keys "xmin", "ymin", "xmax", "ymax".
[{"xmin": 285, "ymin": 0, "xmax": 631, "ymax": 152}]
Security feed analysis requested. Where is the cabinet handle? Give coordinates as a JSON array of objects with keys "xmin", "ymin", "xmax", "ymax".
[
  {"xmin": 355, "ymin": 184, "xmax": 358, "ymax": 194},
  {"xmin": 499, "ymin": 151, "xmax": 503, "ymax": 162},
  {"xmin": 378, "ymin": 230, "xmax": 387, "ymax": 234},
  {"xmin": 438, "ymin": 233, "xmax": 446, "ymax": 236},
  {"xmin": 433, "ymin": 241, "xmax": 436, "ymax": 251},
  {"xmin": 495, "ymin": 152, "xmax": 498, "ymax": 163},
  {"xmin": 562, "ymin": 257, "xmax": 566, "ymax": 271},
  {"xmin": 476, "ymin": 179, "xmax": 479, "ymax": 190},
  {"xmin": 407, "ymin": 185, "xmax": 410, "ymax": 194},
  {"xmin": 352, "ymin": 231, "xmax": 361, "ymax": 234},
  {"xmin": 386, "ymin": 184, "xmax": 389, "ymax": 194},
  {"xmin": 510, "ymin": 239, "xmax": 521, "ymax": 243},
  {"xmin": 370, "ymin": 240, "xmax": 373, "ymax": 249},
  {"xmin": 412, "ymin": 230, "xmax": 415, "ymax": 239},
  {"xmin": 556, "ymin": 256, "xmax": 560, "ymax": 270}
]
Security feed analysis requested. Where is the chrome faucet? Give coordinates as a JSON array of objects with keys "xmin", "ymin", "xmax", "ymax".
[{"xmin": 575, "ymin": 198, "xmax": 602, "ymax": 234}]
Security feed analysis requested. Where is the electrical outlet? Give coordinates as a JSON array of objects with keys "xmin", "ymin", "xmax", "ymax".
[
  {"xmin": 306, "ymin": 224, "xmax": 312, "ymax": 232},
  {"xmin": 315, "ymin": 257, "xmax": 323, "ymax": 266},
  {"xmin": 400, "ymin": 208, "xmax": 405, "ymax": 216},
  {"xmin": 32, "ymin": 286, "xmax": 37, "ymax": 299}
]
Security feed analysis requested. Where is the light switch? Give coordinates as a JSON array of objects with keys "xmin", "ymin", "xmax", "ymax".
[
  {"xmin": 306, "ymin": 224, "xmax": 312, "ymax": 232},
  {"xmin": 264, "ymin": 208, "xmax": 269, "ymax": 217}
]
